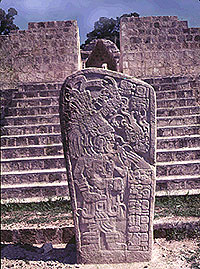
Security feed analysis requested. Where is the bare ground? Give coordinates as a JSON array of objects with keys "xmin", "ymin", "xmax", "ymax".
[{"xmin": 1, "ymin": 238, "xmax": 200, "ymax": 269}]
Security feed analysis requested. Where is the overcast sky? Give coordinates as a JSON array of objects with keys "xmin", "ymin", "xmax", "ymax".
[{"xmin": 1, "ymin": 0, "xmax": 200, "ymax": 44}]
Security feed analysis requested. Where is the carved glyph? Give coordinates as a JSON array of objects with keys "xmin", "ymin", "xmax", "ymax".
[{"xmin": 59, "ymin": 68, "xmax": 156, "ymax": 264}]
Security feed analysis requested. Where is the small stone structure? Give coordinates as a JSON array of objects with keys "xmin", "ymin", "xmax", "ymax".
[
  {"xmin": 59, "ymin": 68, "xmax": 156, "ymax": 263},
  {"xmin": 84, "ymin": 39, "xmax": 120, "ymax": 71}
]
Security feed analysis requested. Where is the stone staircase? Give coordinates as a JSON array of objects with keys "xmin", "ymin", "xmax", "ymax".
[
  {"xmin": 1, "ymin": 78, "xmax": 200, "ymax": 202},
  {"xmin": 151, "ymin": 77, "xmax": 200, "ymax": 196},
  {"xmin": 1, "ymin": 83, "xmax": 69, "ymax": 203}
]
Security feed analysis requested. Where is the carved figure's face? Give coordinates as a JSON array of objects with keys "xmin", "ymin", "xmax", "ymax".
[
  {"xmin": 93, "ymin": 133, "xmax": 115, "ymax": 154},
  {"xmin": 93, "ymin": 136, "xmax": 105, "ymax": 153}
]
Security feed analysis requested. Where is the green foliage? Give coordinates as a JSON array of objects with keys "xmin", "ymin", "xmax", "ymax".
[
  {"xmin": 1, "ymin": 198, "xmax": 71, "ymax": 213},
  {"xmin": 155, "ymin": 194, "xmax": 200, "ymax": 219},
  {"xmin": 0, "ymin": 4, "xmax": 19, "ymax": 35},
  {"xmin": 81, "ymin": 12, "xmax": 139, "ymax": 49},
  {"xmin": 164, "ymin": 226, "xmax": 200, "ymax": 241},
  {"xmin": 182, "ymin": 245, "xmax": 200, "ymax": 268}
]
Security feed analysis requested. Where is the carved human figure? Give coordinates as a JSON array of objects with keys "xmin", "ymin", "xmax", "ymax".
[{"xmin": 59, "ymin": 68, "xmax": 156, "ymax": 264}]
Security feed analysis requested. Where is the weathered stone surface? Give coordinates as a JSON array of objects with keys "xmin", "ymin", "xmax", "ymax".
[
  {"xmin": 1, "ymin": 185, "xmax": 69, "ymax": 201},
  {"xmin": 85, "ymin": 39, "xmax": 120, "ymax": 71},
  {"xmin": 120, "ymin": 16, "xmax": 200, "ymax": 79},
  {"xmin": 59, "ymin": 68, "xmax": 156, "ymax": 264},
  {"xmin": 4, "ymin": 114, "xmax": 60, "ymax": 126},
  {"xmin": 0, "ymin": 21, "xmax": 80, "ymax": 88},
  {"xmin": 1, "ymin": 156, "xmax": 65, "ymax": 172}
]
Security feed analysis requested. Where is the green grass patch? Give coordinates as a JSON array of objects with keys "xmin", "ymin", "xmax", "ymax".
[
  {"xmin": 1, "ymin": 198, "xmax": 72, "ymax": 214},
  {"xmin": 182, "ymin": 244, "xmax": 200, "ymax": 269},
  {"xmin": 1, "ymin": 195, "xmax": 200, "ymax": 227},
  {"xmin": 155, "ymin": 194, "xmax": 200, "ymax": 219}
]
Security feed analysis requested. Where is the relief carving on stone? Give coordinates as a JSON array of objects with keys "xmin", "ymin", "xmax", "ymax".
[{"xmin": 59, "ymin": 68, "xmax": 156, "ymax": 264}]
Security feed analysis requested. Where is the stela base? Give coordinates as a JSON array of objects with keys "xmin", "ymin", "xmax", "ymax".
[{"xmin": 77, "ymin": 249, "xmax": 152, "ymax": 264}]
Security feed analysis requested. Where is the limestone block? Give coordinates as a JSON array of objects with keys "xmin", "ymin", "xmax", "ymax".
[{"xmin": 60, "ymin": 68, "xmax": 156, "ymax": 264}]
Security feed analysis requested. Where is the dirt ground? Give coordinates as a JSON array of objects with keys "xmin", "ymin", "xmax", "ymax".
[{"xmin": 1, "ymin": 238, "xmax": 200, "ymax": 269}]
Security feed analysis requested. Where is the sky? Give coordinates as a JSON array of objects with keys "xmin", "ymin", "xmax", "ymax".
[{"xmin": 1, "ymin": 0, "xmax": 200, "ymax": 44}]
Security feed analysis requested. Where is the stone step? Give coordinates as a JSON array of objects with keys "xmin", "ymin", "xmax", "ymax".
[
  {"xmin": 14, "ymin": 89, "xmax": 60, "ymax": 99},
  {"xmin": 1, "ymin": 123, "xmax": 61, "ymax": 136},
  {"xmin": 157, "ymin": 98, "xmax": 196, "ymax": 109},
  {"xmin": 1, "ymin": 168, "xmax": 67, "ymax": 185},
  {"xmin": 1, "ymin": 182, "xmax": 69, "ymax": 201},
  {"xmin": 157, "ymin": 135, "xmax": 200, "ymax": 150},
  {"xmin": 11, "ymin": 97, "xmax": 59, "ymax": 108},
  {"xmin": 1, "ymin": 156, "xmax": 65, "ymax": 173},
  {"xmin": 157, "ymin": 125, "xmax": 200, "ymax": 137},
  {"xmin": 156, "ymin": 161, "xmax": 200, "ymax": 177},
  {"xmin": 156, "ymin": 148, "xmax": 200, "ymax": 162},
  {"xmin": 7, "ymin": 105, "xmax": 59, "ymax": 116},
  {"xmin": 5, "ymin": 113, "xmax": 199, "ymax": 128},
  {"xmin": 157, "ymin": 115, "xmax": 200, "ymax": 127},
  {"xmin": 157, "ymin": 106, "xmax": 200, "ymax": 117},
  {"xmin": 151, "ymin": 80, "xmax": 193, "ymax": 92},
  {"xmin": 156, "ymin": 188, "xmax": 200, "ymax": 197},
  {"xmin": 156, "ymin": 89, "xmax": 194, "ymax": 100},
  {"xmin": 155, "ymin": 175, "xmax": 200, "ymax": 192},
  {"xmin": 3, "ymin": 133, "xmax": 198, "ymax": 151},
  {"xmin": 1, "ymin": 133, "xmax": 61, "ymax": 147},
  {"xmin": 18, "ymin": 83, "xmax": 62, "ymax": 92},
  {"xmin": 1, "ymin": 144, "xmax": 63, "ymax": 159},
  {"xmin": 4, "ymin": 114, "xmax": 60, "ymax": 126}
]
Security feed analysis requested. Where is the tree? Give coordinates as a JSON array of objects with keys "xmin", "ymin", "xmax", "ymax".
[
  {"xmin": 0, "ymin": 1, "xmax": 19, "ymax": 35},
  {"xmin": 81, "ymin": 12, "xmax": 139, "ymax": 49}
]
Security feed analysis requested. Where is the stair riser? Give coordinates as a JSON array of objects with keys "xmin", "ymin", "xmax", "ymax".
[
  {"xmin": 157, "ymin": 150, "xmax": 200, "ymax": 162},
  {"xmin": 1, "ymin": 134, "xmax": 61, "ymax": 147},
  {"xmin": 1, "ymin": 124, "xmax": 61, "ymax": 136},
  {"xmin": 156, "ymin": 178, "xmax": 200, "ymax": 191},
  {"xmin": 6, "ymin": 123, "xmax": 199, "ymax": 138},
  {"xmin": 2, "ymin": 158, "xmax": 65, "ymax": 172},
  {"xmin": 156, "ymin": 163, "xmax": 200, "ymax": 177},
  {"xmin": 157, "ymin": 98, "xmax": 196, "ymax": 108},
  {"xmin": 7, "ymin": 106, "xmax": 59, "ymax": 116},
  {"xmin": 1, "ymin": 171, "xmax": 67, "ymax": 185},
  {"xmin": 157, "ymin": 106, "xmax": 200, "ymax": 117},
  {"xmin": 157, "ymin": 126, "xmax": 200, "ymax": 137},
  {"xmin": 157, "ymin": 115, "xmax": 200, "ymax": 127},
  {"xmin": 2, "ymin": 178, "xmax": 199, "ymax": 201},
  {"xmin": 156, "ymin": 89, "xmax": 194, "ymax": 100},
  {"xmin": 14, "ymin": 90, "xmax": 60, "ymax": 99},
  {"xmin": 4, "ymin": 115, "xmax": 60, "ymax": 126},
  {"xmin": 18, "ymin": 83, "xmax": 62, "ymax": 92},
  {"xmin": 12, "ymin": 97, "xmax": 58, "ymax": 108},
  {"xmin": 157, "ymin": 136, "xmax": 200, "ymax": 150},
  {"xmin": 153, "ymin": 82, "xmax": 194, "ymax": 92},
  {"xmin": 1, "ymin": 185, "xmax": 69, "ymax": 200},
  {"xmin": 1, "ymin": 145, "xmax": 63, "ymax": 159}
]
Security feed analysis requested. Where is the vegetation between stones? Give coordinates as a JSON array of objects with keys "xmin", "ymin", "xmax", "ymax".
[
  {"xmin": 154, "ymin": 194, "xmax": 200, "ymax": 219},
  {"xmin": 1, "ymin": 195, "xmax": 200, "ymax": 227}
]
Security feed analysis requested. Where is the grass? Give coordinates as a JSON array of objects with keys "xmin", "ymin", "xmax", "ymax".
[
  {"xmin": 154, "ymin": 194, "xmax": 200, "ymax": 241},
  {"xmin": 1, "ymin": 198, "xmax": 71, "ymax": 214},
  {"xmin": 154, "ymin": 194, "xmax": 200, "ymax": 219},
  {"xmin": 1, "ymin": 195, "xmax": 200, "ymax": 227},
  {"xmin": 1, "ymin": 198, "xmax": 72, "ymax": 226},
  {"xmin": 182, "ymin": 244, "xmax": 200, "ymax": 269}
]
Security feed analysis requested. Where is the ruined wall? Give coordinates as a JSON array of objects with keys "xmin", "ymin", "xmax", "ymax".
[
  {"xmin": 0, "ymin": 20, "xmax": 81, "ymax": 88},
  {"xmin": 120, "ymin": 16, "xmax": 200, "ymax": 79}
]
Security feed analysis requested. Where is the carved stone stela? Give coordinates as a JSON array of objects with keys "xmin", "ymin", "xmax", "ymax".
[{"xmin": 59, "ymin": 68, "xmax": 156, "ymax": 264}]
